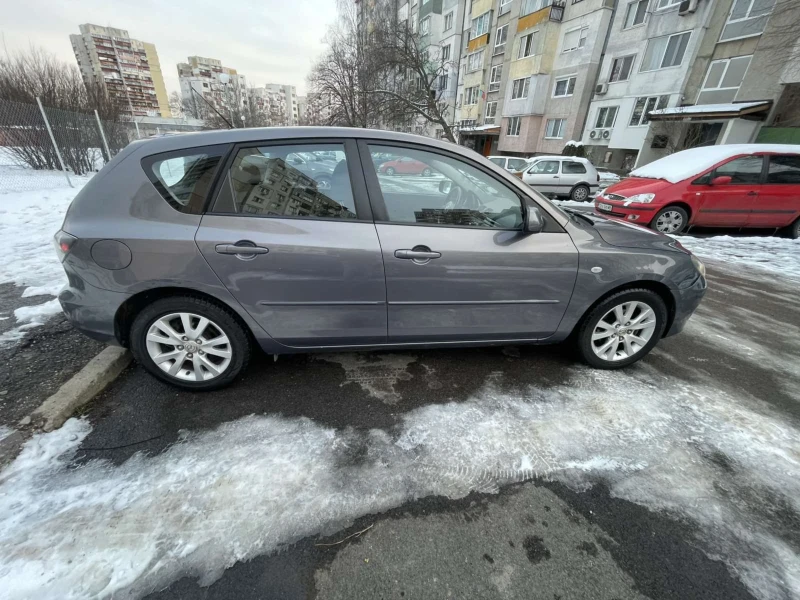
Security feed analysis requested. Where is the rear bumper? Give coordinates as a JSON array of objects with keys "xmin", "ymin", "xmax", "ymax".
[
  {"xmin": 664, "ymin": 273, "xmax": 707, "ymax": 338},
  {"xmin": 58, "ymin": 274, "xmax": 131, "ymax": 345}
]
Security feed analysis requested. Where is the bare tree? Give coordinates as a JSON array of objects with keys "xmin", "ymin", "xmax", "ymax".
[
  {"xmin": 168, "ymin": 91, "xmax": 187, "ymax": 119},
  {"xmin": 198, "ymin": 83, "xmax": 271, "ymax": 130}
]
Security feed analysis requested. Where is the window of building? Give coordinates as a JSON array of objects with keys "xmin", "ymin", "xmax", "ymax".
[
  {"xmin": 544, "ymin": 118, "xmax": 566, "ymax": 138},
  {"xmin": 438, "ymin": 74, "xmax": 449, "ymax": 90},
  {"xmin": 485, "ymin": 101, "xmax": 498, "ymax": 124},
  {"xmin": 471, "ymin": 12, "xmax": 491, "ymax": 38},
  {"xmin": 641, "ymin": 31, "xmax": 691, "ymax": 71},
  {"xmin": 553, "ymin": 76, "xmax": 577, "ymax": 97},
  {"xmin": 421, "ymin": 17, "xmax": 431, "ymax": 35},
  {"xmin": 655, "ymin": 0, "xmax": 681, "ymax": 8},
  {"xmin": 563, "ymin": 161, "xmax": 587, "ymax": 174},
  {"xmin": 489, "ymin": 65, "xmax": 503, "ymax": 91},
  {"xmin": 444, "ymin": 11, "xmax": 454, "ymax": 30},
  {"xmin": 521, "ymin": 0, "xmax": 552, "ymax": 17},
  {"xmin": 460, "ymin": 119, "xmax": 477, "ymax": 128},
  {"xmin": 518, "ymin": 33, "xmax": 536, "ymax": 59},
  {"xmin": 624, "ymin": 0, "xmax": 649, "ymax": 29},
  {"xmin": 507, "ymin": 116, "xmax": 521, "ymax": 136},
  {"xmin": 212, "ymin": 144, "xmax": 357, "ymax": 220},
  {"xmin": 465, "ymin": 86, "xmax": 481, "ymax": 104},
  {"xmin": 563, "ymin": 27, "xmax": 588, "ymax": 52},
  {"xmin": 609, "ymin": 55, "xmax": 635, "ymax": 82},
  {"xmin": 500, "ymin": 0, "xmax": 513, "ymax": 15},
  {"xmin": 495, "ymin": 24, "xmax": 509, "ymax": 52},
  {"xmin": 442, "ymin": 44, "xmax": 451, "ymax": 61},
  {"xmin": 511, "ymin": 77, "xmax": 531, "ymax": 99},
  {"xmin": 720, "ymin": 0, "xmax": 776, "ymax": 41},
  {"xmin": 367, "ymin": 144, "xmax": 523, "ymax": 229},
  {"xmin": 146, "ymin": 147, "xmax": 227, "ymax": 214},
  {"xmin": 629, "ymin": 95, "xmax": 669, "ymax": 126},
  {"xmin": 767, "ymin": 155, "xmax": 800, "ymax": 184},
  {"xmin": 697, "ymin": 55, "xmax": 752, "ymax": 104},
  {"xmin": 467, "ymin": 51, "xmax": 484, "ymax": 72},
  {"xmin": 595, "ymin": 106, "xmax": 618, "ymax": 128}
]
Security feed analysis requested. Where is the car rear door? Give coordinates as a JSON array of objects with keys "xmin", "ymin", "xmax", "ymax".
[
  {"xmin": 359, "ymin": 140, "xmax": 578, "ymax": 343},
  {"xmin": 692, "ymin": 155, "xmax": 764, "ymax": 227},
  {"xmin": 525, "ymin": 160, "xmax": 561, "ymax": 194},
  {"xmin": 195, "ymin": 138, "xmax": 387, "ymax": 348},
  {"xmin": 748, "ymin": 154, "xmax": 800, "ymax": 228}
]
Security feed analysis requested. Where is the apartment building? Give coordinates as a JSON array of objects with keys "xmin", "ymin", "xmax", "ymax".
[
  {"xmin": 70, "ymin": 24, "xmax": 170, "ymax": 118},
  {"xmin": 581, "ymin": 0, "xmax": 798, "ymax": 170},
  {"xmin": 297, "ymin": 96, "xmax": 308, "ymax": 125},
  {"xmin": 178, "ymin": 56, "xmax": 248, "ymax": 121},
  {"xmin": 455, "ymin": 0, "xmax": 613, "ymax": 157},
  {"xmin": 306, "ymin": 92, "xmax": 334, "ymax": 125},
  {"xmin": 249, "ymin": 84, "xmax": 299, "ymax": 126}
]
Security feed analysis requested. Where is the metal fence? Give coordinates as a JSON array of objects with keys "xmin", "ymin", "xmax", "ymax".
[{"xmin": 0, "ymin": 97, "xmax": 136, "ymax": 194}]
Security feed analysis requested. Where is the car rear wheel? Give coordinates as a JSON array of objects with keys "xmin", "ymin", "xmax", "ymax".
[
  {"xmin": 130, "ymin": 296, "xmax": 251, "ymax": 391},
  {"xmin": 571, "ymin": 184, "xmax": 590, "ymax": 202},
  {"xmin": 422, "ymin": 167, "xmax": 432, "ymax": 177},
  {"xmin": 786, "ymin": 217, "xmax": 800, "ymax": 239},
  {"xmin": 651, "ymin": 206, "xmax": 688, "ymax": 235},
  {"xmin": 577, "ymin": 289, "xmax": 667, "ymax": 369},
  {"xmin": 385, "ymin": 167, "xmax": 396, "ymax": 176}
]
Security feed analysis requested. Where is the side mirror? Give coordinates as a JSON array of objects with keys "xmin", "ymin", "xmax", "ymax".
[
  {"xmin": 711, "ymin": 175, "xmax": 732, "ymax": 185},
  {"xmin": 439, "ymin": 180, "xmax": 452, "ymax": 194},
  {"xmin": 525, "ymin": 205, "xmax": 544, "ymax": 234}
]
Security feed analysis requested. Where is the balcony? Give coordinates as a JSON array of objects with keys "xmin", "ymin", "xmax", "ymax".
[{"xmin": 549, "ymin": 0, "xmax": 566, "ymax": 22}]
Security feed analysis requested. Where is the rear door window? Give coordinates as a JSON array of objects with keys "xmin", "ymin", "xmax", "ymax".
[
  {"xmin": 766, "ymin": 155, "xmax": 800, "ymax": 184},
  {"xmin": 145, "ymin": 146, "xmax": 228, "ymax": 214},
  {"xmin": 211, "ymin": 143, "xmax": 358, "ymax": 220}
]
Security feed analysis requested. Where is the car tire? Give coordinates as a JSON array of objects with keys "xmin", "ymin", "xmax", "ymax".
[
  {"xmin": 571, "ymin": 184, "xmax": 590, "ymax": 202},
  {"xmin": 650, "ymin": 206, "xmax": 688, "ymax": 235},
  {"xmin": 785, "ymin": 218, "xmax": 800, "ymax": 239},
  {"xmin": 422, "ymin": 167, "xmax": 432, "ymax": 177},
  {"xmin": 316, "ymin": 175, "xmax": 331, "ymax": 191},
  {"xmin": 385, "ymin": 167, "xmax": 396, "ymax": 176},
  {"xmin": 576, "ymin": 289, "xmax": 667, "ymax": 369},
  {"xmin": 130, "ymin": 296, "xmax": 251, "ymax": 391}
]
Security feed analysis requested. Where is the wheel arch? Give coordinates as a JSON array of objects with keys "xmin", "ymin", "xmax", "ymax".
[
  {"xmin": 114, "ymin": 287, "xmax": 255, "ymax": 348},
  {"xmin": 651, "ymin": 202, "xmax": 693, "ymax": 225}
]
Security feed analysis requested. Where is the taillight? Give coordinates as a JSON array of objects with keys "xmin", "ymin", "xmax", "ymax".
[{"xmin": 53, "ymin": 230, "xmax": 77, "ymax": 262}]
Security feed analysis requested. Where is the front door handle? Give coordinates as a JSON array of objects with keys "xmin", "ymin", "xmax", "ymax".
[
  {"xmin": 747, "ymin": 191, "xmax": 758, "ymax": 196},
  {"xmin": 395, "ymin": 249, "xmax": 441, "ymax": 260},
  {"xmin": 215, "ymin": 243, "xmax": 269, "ymax": 255}
]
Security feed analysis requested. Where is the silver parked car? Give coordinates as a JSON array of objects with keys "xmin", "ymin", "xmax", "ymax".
[
  {"xmin": 55, "ymin": 128, "xmax": 707, "ymax": 390},
  {"xmin": 521, "ymin": 156, "xmax": 600, "ymax": 201}
]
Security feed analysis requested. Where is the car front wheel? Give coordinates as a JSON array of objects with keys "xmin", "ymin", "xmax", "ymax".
[
  {"xmin": 384, "ymin": 167, "xmax": 396, "ymax": 176},
  {"xmin": 577, "ymin": 289, "xmax": 667, "ymax": 369},
  {"xmin": 651, "ymin": 206, "xmax": 688, "ymax": 234},
  {"xmin": 571, "ymin": 184, "xmax": 590, "ymax": 202},
  {"xmin": 130, "ymin": 296, "xmax": 251, "ymax": 391},
  {"xmin": 422, "ymin": 167, "xmax": 432, "ymax": 177}
]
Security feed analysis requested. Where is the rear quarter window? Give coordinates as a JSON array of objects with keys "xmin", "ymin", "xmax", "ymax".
[{"xmin": 143, "ymin": 145, "xmax": 229, "ymax": 214}]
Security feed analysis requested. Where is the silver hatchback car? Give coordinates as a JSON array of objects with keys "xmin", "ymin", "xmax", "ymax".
[{"xmin": 55, "ymin": 128, "xmax": 707, "ymax": 390}]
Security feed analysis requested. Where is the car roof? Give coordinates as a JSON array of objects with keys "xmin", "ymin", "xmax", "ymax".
[{"xmin": 530, "ymin": 155, "xmax": 590, "ymax": 162}]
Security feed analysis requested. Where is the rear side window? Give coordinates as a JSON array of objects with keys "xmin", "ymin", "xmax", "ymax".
[
  {"xmin": 766, "ymin": 155, "xmax": 800, "ymax": 184},
  {"xmin": 212, "ymin": 143, "xmax": 358, "ymax": 220},
  {"xmin": 507, "ymin": 158, "xmax": 528, "ymax": 171},
  {"xmin": 488, "ymin": 157, "xmax": 505, "ymax": 167},
  {"xmin": 563, "ymin": 161, "xmax": 587, "ymax": 174},
  {"xmin": 145, "ymin": 147, "xmax": 227, "ymax": 214}
]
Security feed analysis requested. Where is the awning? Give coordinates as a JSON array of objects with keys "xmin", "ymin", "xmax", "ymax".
[
  {"xmin": 648, "ymin": 101, "xmax": 772, "ymax": 121},
  {"xmin": 459, "ymin": 125, "xmax": 501, "ymax": 135}
]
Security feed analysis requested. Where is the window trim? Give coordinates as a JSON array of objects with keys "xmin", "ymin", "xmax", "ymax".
[
  {"xmin": 697, "ymin": 55, "xmax": 752, "ymax": 100},
  {"xmin": 507, "ymin": 116, "xmax": 521, "ymax": 136},
  {"xmin": 471, "ymin": 12, "xmax": 491, "ymax": 39},
  {"xmin": 552, "ymin": 76, "xmax": 577, "ymax": 98},
  {"xmin": 623, "ymin": 0, "xmax": 649, "ymax": 29},
  {"xmin": 443, "ymin": 11, "xmax": 454, "ymax": 30},
  {"xmin": 489, "ymin": 64, "xmax": 503, "ymax": 91},
  {"xmin": 208, "ymin": 138, "xmax": 373, "ymax": 222},
  {"xmin": 628, "ymin": 95, "xmax": 670, "ymax": 127},
  {"xmin": 609, "ymin": 54, "xmax": 635, "ymax": 83},
  {"xmin": 495, "ymin": 24, "xmax": 509, "ymax": 51},
  {"xmin": 467, "ymin": 50, "xmax": 484, "ymax": 73},
  {"xmin": 562, "ymin": 27, "xmax": 588, "ymax": 53},
  {"xmin": 511, "ymin": 77, "xmax": 531, "ymax": 99},
  {"xmin": 356, "ymin": 138, "xmax": 564, "ymax": 232},
  {"xmin": 544, "ymin": 118, "xmax": 566, "ymax": 139},
  {"xmin": 655, "ymin": 0, "xmax": 681, "ymax": 9},
  {"xmin": 518, "ymin": 32, "xmax": 536, "ymax": 59},
  {"xmin": 595, "ymin": 106, "xmax": 619, "ymax": 128},
  {"xmin": 485, "ymin": 100, "xmax": 498, "ymax": 123},
  {"xmin": 421, "ymin": 16, "xmax": 431, "ymax": 35},
  {"xmin": 640, "ymin": 31, "xmax": 691, "ymax": 72}
]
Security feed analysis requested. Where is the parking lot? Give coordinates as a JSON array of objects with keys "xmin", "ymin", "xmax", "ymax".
[{"xmin": 1, "ymin": 257, "xmax": 797, "ymax": 600}]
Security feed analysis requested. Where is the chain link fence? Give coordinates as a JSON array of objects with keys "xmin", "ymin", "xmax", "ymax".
[{"xmin": 0, "ymin": 98, "xmax": 136, "ymax": 194}]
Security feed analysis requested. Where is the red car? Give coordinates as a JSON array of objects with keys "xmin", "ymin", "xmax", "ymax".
[
  {"xmin": 594, "ymin": 144, "xmax": 800, "ymax": 238},
  {"xmin": 379, "ymin": 156, "xmax": 434, "ymax": 176}
]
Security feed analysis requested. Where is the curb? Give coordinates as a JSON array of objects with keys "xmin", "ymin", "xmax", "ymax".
[{"xmin": 32, "ymin": 347, "xmax": 132, "ymax": 432}]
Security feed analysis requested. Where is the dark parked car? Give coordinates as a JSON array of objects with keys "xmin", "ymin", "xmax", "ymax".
[{"xmin": 55, "ymin": 127, "xmax": 707, "ymax": 390}]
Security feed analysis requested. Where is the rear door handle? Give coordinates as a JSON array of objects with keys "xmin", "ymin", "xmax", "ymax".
[
  {"xmin": 215, "ymin": 243, "xmax": 269, "ymax": 255},
  {"xmin": 747, "ymin": 191, "xmax": 758, "ymax": 196},
  {"xmin": 395, "ymin": 249, "xmax": 441, "ymax": 260}
]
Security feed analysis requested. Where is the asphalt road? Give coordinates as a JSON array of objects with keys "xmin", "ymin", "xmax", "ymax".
[{"xmin": 56, "ymin": 260, "xmax": 798, "ymax": 600}]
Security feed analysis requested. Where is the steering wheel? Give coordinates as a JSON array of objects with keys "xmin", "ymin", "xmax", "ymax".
[{"xmin": 443, "ymin": 184, "xmax": 463, "ymax": 210}]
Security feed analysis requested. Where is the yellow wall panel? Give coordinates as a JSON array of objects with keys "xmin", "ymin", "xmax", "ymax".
[{"xmin": 467, "ymin": 34, "xmax": 489, "ymax": 53}]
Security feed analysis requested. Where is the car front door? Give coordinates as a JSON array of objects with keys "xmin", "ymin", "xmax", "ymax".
[
  {"xmin": 195, "ymin": 139, "xmax": 387, "ymax": 347},
  {"xmin": 691, "ymin": 155, "xmax": 764, "ymax": 227},
  {"xmin": 525, "ymin": 160, "xmax": 561, "ymax": 195},
  {"xmin": 748, "ymin": 154, "xmax": 800, "ymax": 228},
  {"xmin": 360, "ymin": 141, "xmax": 578, "ymax": 343}
]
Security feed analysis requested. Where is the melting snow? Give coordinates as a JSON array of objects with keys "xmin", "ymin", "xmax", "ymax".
[
  {"xmin": 678, "ymin": 235, "xmax": 800, "ymax": 281},
  {"xmin": 0, "ymin": 367, "xmax": 798, "ymax": 599}
]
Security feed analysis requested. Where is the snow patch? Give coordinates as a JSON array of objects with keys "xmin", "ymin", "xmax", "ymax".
[
  {"xmin": 0, "ymin": 367, "xmax": 798, "ymax": 599},
  {"xmin": 317, "ymin": 353, "xmax": 417, "ymax": 404},
  {"xmin": 678, "ymin": 235, "xmax": 800, "ymax": 281}
]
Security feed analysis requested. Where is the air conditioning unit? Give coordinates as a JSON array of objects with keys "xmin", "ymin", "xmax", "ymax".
[
  {"xmin": 590, "ymin": 129, "xmax": 598, "ymax": 139},
  {"xmin": 595, "ymin": 83, "xmax": 608, "ymax": 95},
  {"xmin": 602, "ymin": 129, "xmax": 611, "ymax": 139},
  {"xmin": 679, "ymin": 0, "xmax": 698, "ymax": 15}
]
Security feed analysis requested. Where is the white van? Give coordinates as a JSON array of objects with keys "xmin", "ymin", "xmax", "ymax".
[{"xmin": 521, "ymin": 156, "xmax": 600, "ymax": 201}]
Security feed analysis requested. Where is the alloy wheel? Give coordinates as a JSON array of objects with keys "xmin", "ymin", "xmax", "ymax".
[
  {"xmin": 655, "ymin": 210, "xmax": 684, "ymax": 234},
  {"xmin": 145, "ymin": 312, "xmax": 232, "ymax": 382},
  {"xmin": 573, "ymin": 186, "xmax": 588, "ymax": 201},
  {"xmin": 591, "ymin": 301, "xmax": 657, "ymax": 362}
]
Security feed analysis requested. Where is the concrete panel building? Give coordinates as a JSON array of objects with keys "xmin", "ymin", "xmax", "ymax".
[{"xmin": 178, "ymin": 56, "xmax": 248, "ymax": 121}]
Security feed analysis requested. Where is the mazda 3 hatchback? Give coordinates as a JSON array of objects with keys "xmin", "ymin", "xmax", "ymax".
[{"xmin": 55, "ymin": 127, "xmax": 707, "ymax": 390}]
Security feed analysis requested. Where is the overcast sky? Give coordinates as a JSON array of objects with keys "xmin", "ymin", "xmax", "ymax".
[{"xmin": 0, "ymin": 0, "xmax": 338, "ymax": 97}]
